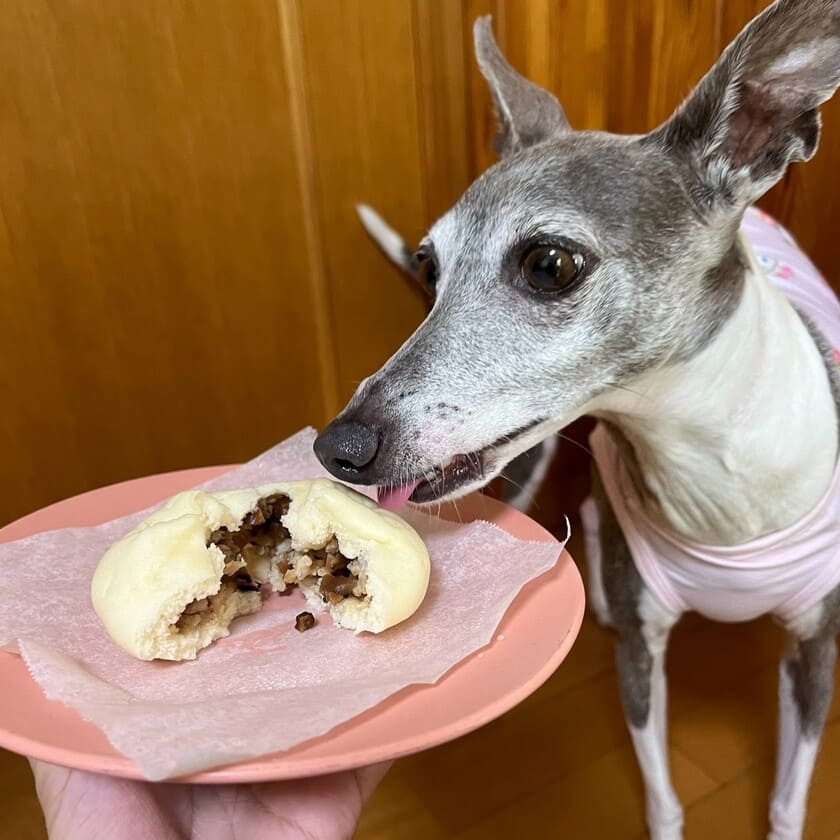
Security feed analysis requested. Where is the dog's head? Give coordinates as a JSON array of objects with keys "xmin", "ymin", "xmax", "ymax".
[{"xmin": 315, "ymin": 0, "xmax": 840, "ymax": 507}]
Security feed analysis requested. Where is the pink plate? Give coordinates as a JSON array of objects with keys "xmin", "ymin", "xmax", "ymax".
[{"xmin": 0, "ymin": 468, "xmax": 584, "ymax": 783}]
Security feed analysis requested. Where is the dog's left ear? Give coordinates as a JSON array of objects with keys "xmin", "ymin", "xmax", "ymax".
[
  {"xmin": 473, "ymin": 16, "xmax": 570, "ymax": 158},
  {"xmin": 648, "ymin": 0, "xmax": 840, "ymax": 210}
]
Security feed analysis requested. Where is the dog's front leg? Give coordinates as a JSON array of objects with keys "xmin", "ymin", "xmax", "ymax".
[
  {"xmin": 592, "ymin": 467, "xmax": 683, "ymax": 840},
  {"xmin": 613, "ymin": 582, "xmax": 682, "ymax": 840},
  {"xmin": 769, "ymin": 616, "xmax": 837, "ymax": 839},
  {"xmin": 579, "ymin": 494, "xmax": 612, "ymax": 626}
]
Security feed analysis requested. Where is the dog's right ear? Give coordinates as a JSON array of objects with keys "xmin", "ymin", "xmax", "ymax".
[
  {"xmin": 648, "ymin": 0, "xmax": 840, "ymax": 211},
  {"xmin": 473, "ymin": 16, "xmax": 570, "ymax": 158}
]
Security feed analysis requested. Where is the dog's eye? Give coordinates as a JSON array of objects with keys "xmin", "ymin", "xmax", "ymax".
[
  {"xmin": 416, "ymin": 254, "xmax": 439, "ymax": 295},
  {"xmin": 522, "ymin": 245, "xmax": 584, "ymax": 293}
]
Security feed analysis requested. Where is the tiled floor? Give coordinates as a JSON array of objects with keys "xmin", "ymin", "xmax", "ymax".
[{"xmin": 0, "ymin": 752, "xmax": 43, "ymax": 838}]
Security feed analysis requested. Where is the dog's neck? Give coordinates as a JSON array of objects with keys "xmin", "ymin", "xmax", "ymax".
[{"xmin": 590, "ymin": 236, "xmax": 839, "ymax": 545}]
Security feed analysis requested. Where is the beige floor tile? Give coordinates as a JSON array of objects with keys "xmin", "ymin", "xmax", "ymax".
[
  {"xmin": 670, "ymin": 661, "xmax": 779, "ymax": 784},
  {"xmin": 398, "ymin": 670, "xmax": 629, "ymax": 834},
  {"xmin": 683, "ymin": 760, "xmax": 775, "ymax": 840},
  {"xmin": 681, "ymin": 711, "xmax": 840, "ymax": 839},
  {"xmin": 453, "ymin": 744, "xmax": 716, "ymax": 840},
  {"xmin": 802, "ymin": 718, "xmax": 840, "ymax": 840},
  {"xmin": 355, "ymin": 770, "xmax": 445, "ymax": 840},
  {"xmin": 0, "ymin": 751, "xmax": 45, "ymax": 840}
]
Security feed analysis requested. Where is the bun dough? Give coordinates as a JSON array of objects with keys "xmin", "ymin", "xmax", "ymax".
[{"xmin": 91, "ymin": 479, "xmax": 430, "ymax": 661}]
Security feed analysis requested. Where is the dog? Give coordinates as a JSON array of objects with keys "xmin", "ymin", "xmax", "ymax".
[{"xmin": 313, "ymin": 2, "xmax": 840, "ymax": 837}]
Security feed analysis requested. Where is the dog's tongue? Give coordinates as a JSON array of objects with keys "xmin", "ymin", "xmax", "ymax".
[{"xmin": 377, "ymin": 480, "xmax": 420, "ymax": 511}]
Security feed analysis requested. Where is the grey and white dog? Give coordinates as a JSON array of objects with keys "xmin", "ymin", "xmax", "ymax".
[{"xmin": 313, "ymin": 2, "xmax": 840, "ymax": 837}]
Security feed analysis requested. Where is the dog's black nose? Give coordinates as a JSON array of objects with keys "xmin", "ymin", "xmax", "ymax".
[{"xmin": 314, "ymin": 421, "xmax": 380, "ymax": 481}]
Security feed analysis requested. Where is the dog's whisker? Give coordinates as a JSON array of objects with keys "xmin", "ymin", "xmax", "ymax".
[
  {"xmin": 556, "ymin": 433, "xmax": 594, "ymax": 459},
  {"xmin": 497, "ymin": 473, "xmax": 538, "ymax": 512},
  {"xmin": 610, "ymin": 382, "xmax": 650, "ymax": 401}
]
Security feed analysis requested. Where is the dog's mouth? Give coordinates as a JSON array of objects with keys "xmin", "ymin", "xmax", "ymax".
[
  {"xmin": 377, "ymin": 452, "xmax": 486, "ymax": 509},
  {"xmin": 377, "ymin": 421, "xmax": 544, "ymax": 510}
]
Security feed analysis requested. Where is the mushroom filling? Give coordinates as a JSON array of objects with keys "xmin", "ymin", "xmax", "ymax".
[{"xmin": 174, "ymin": 493, "xmax": 367, "ymax": 631}]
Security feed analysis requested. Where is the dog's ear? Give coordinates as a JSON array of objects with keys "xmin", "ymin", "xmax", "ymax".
[
  {"xmin": 473, "ymin": 16, "xmax": 570, "ymax": 158},
  {"xmin": 649, "ymin": 0, "xmax": 840, "ymax": 210}
]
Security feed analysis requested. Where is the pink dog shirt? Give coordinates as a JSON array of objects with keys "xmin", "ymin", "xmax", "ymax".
[{"xmin": 588, "ymin": 207, "xmax": 840, "ymax": 624}]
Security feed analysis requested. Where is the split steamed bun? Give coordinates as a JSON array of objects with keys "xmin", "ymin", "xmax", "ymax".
[{"xmin": 91, "ymin": 479, "xmax": 430, "ymax": 661}]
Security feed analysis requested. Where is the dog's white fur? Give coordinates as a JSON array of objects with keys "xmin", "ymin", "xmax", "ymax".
[{"xmin": 589, "ymin": 238, "xmax": 839, "ymax": 544}]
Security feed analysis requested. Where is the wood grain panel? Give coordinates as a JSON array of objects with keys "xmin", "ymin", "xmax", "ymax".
[
  {"xmin": 412, "ymin": 0, "xmax": 472, "ymax": 224},
  {"xmin": 295, "ymin": 0, "xmax": 429, "ymax": 405},
  {"xmin": 495, "ymin": 0, "xmax": 719, "ymax": 140},
  {"xmin": 467, "ymin": 1, "xmax": 719, "ymax": 168},
  {"xmin": 465, "ymin": 0, "xmax": 503, "ymax": 177},
  {"xmin": 0, "ymin": 0, "xmax": 328, "ymax": 525},
  {"xmin": 503, "ymin": 0, "xmax": 609, "ymax": 132},
  {"xmin": 604, "ymin": 0, "xmax": 720, "ymax": 134}
]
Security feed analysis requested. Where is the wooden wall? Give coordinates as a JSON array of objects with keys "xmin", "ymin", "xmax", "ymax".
[{"xmin": 2, "ymin": 0, "xmax": 838, "ymax": 525}]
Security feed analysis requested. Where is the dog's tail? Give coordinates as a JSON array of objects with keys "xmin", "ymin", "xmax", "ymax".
[{"xmin": 356, "ymin": 204, "xmax": 416, "ymax": 275}]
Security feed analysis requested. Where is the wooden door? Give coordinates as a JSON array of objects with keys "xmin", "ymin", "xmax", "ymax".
[{"xmin": 2, "ymin": 0, "xmax": 837, "ymax": 524}]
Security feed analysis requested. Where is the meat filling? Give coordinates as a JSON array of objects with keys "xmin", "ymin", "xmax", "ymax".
[
  {"xmin": 295, "ymin": 611, "xmax": 316, "ymax": 632},
  {"xmin": 174, "ymin": 493, "xmax": 367, "ymax": 632}
]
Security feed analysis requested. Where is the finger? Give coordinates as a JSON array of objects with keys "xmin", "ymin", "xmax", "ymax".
[
  {"xmin": 27, "ymin": 759, "xmax": 70, "ymax": 825},
  {"xmin": 354, "ymin": 760, "xmax": 393, "ymax": 802}
]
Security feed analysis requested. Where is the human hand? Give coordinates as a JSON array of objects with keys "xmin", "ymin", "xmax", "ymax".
[{"xmin": 30, "ymin": 757, "xmax": 390, "ymax": 840}]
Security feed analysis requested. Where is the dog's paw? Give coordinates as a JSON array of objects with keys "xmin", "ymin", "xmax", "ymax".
[
  {"xmin": 768, "ymin": 800, "xmax": 806, "ymax": 840},
  {"xmin": 649, "ymin": 820, "xmax": 684, "ymax": 840},
  {"xmin": 767, "ymin": 830, "xmax": 803, "ymax": 840},
  {"xmin": 647, "ymin": 796, "xmax": 684, "ymax": 840},
  {"xmin": 650, "ymin": 829, "xmax": 683, "ymax": 840}
]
